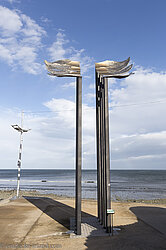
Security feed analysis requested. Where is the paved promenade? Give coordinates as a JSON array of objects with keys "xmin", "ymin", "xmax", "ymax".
[{"xmin": 0, "ymin": 196, "xmax": 165, "ymax": 249}]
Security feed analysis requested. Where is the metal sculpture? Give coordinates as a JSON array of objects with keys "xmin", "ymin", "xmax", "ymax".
[
  {"xmin": 45, "ymin": 59, "xmax": 81, "ymax": 77},
  {"xmin": 95, "ymin": 57, "xmax": 133, "ymax": 233},
  {"xmin": 45, "ymin": 59, "xmax": 82, "ymax": 235}
]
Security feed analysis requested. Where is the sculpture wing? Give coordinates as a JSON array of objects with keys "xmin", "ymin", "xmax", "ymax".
[
  {"xmin": 95, "ymin": 57, "xmax": 133, "ymax": 78},
  {"xmin": 45, "ymin": 59, "xmax": 81, "ymax": 77}
]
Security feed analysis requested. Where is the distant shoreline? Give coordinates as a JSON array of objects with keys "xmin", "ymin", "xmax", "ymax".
[
  {"xmin": 0, "ymin": 169, "xmax": 165, "ymax": 200},
  {"xmin": 0, "ymin": 169, "xmax": 166, "ymax": 170},
  {"xmin": 0, "ymin": 189, "xmax": 166, "ymax": 205}
]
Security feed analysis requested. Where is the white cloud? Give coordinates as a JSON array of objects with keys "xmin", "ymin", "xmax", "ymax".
[
  {"xmin": 44, "ymin": 98, "xmax": 96, "ymax": 134},
  {"xmin": 48, "ymin": 31, "xmax": 94, "ymax": 75},
  {"xmin": 37, "ymin": 67, "xmax": 166, "ymax": 170},
  {"xmin": 0, "ymin": 6, "xmax": 22, "ymax": 35},
  {"xmin": 0, "ymin": 5, "xmax": 165, "ymax": 170},
  {"xmin": 0, "ymin": 6, "xmax": 46, "ymax": 74},
  {"xmin": 110, "ymin": 68, "xmax": 166, "ymax": 136},
  {"xmin": 1, "ymin": 65, "xmax": 166, "ymax": 171},
  {"xmin": 21, "ymin": 14, "xmax": 45, "ymax": 37},
  {"xmin": 0, "ymin": 8, "xmax": 93, "ymax": 75},
  {"xmin": 0, "ymin": 43, "xmax": 13, "ymax": 63},
  {"xmin": 48, "ymin": 32, "xmax": 67, "ymax": 61},
  {"xmin": 62, "ymin": 81, "xmax": 75, "ymax": 88},
  {"xmin": 44, "ymin": 98, "xmax": 76, "ymax": 129},
  {"xmin": 108, "ymin": 78, "xmax": 117, "ymax": 85},
  {"xmin": 112, "ymin": 131, "xmax": 166, "ymax": 160},
  {"xmin": 109, "ymin": 67, "xmax": 166, "ymax": 169},
  {"xmin": 89, "ymin": 83, "xmax": 95, "ymax": 89},
  {"xmin": 6, "ymin": 0, "xmax": 20, "ymax": 3},
  {"xmin": 0, "ymin": 107, "xmax": 75, "ymax": 169},
  {"xmin": 85, "ymin": 93, "xmax": 95, "ymax": 102},
  {"xmin": 0, "ymin": 99, "xmax": 96, "ymax": 169},
  {"xmin": 40, "ymin": 16, "xmax": 50, "ymax": 23}
]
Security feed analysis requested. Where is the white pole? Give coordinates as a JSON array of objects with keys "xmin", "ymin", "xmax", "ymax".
[{"xmin": 16, "ymin": 111, "xmax": 24, "ymax": 198}]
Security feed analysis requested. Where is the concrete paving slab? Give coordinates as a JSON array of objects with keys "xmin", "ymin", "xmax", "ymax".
[
  {"xmin": 0, "ymin": 196, "xmax": 166, "ymax": 250},
  {"xmin": 70, "ymin": 217, "xmax": 118, "ymax": 238},
  {"xmin": 0, "ymin": 197, "xmax": 44, "ymax": 244}
]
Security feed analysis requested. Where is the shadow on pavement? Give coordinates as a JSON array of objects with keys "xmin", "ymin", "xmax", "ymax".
[
  {"xmin": 24, "ymin": 197, "xmax": 166, "ymax": 250},
  {"xmin": 85, "ymin": 206, "xmax": 166, "ymax": 250},
  {"xmin": 24, "ymin": 196, "xmax": 94, "ymax": 231},
  {"xmin": 130, "ymin": 206, "xmax": 166, "ymax": 236}
]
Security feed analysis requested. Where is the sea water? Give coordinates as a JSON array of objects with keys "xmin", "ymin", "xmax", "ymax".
[{"xmin": 0, "ymin": 169, "xmax": 165, "ymax": 201}]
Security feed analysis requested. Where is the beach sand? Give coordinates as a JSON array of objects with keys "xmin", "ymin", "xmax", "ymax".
[{"xmin": 0, "ymin": 190, "xmax": 166, "ymax": 249}]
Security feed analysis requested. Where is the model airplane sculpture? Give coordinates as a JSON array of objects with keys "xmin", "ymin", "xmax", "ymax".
[
  {"xmin": 45, "ymin": 59, "xmax": 81, "ymax": 77},
  {"xmin": 95, "ymin": 57, "xmax": 133, "ymax": 78}
]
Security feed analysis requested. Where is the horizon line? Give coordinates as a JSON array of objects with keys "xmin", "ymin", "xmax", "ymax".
[{"xmin": 0, "ymin": 168, "xmax": 165, "ymax": 171}]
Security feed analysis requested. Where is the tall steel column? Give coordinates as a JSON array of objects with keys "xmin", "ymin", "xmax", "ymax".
[
  {"xmin": 95, "ymin": 71, "xmax": 101, "ymax": 221},
  {"xmin": 104, "ymin": 77, "xmax": 111, "ymax": 232},
  {"xmin": 95, "ymin": 57, "xmax": 133, "ymax": 233},
  {"xmin": 100, "ymin": 76, "xmax": 104, "ymax": 225},
  {"xmin": 101, "ymin": 77, "xmax": 107, "ymax": 228},
  {"xmin": 75, "ymin": 76, "xmax": 82, "ymax": 235},
  {"xmin": 45, "ymin": 59, "xmax": 82, "ymax": 235}
]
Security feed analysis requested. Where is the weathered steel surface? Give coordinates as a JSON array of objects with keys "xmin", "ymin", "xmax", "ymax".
[
  {"xmin": 45, "ymin": 59, "xmax": 81, "ymax": 77},
  {"xmin": 95, "ymin": 57, "xmax": 133, "ymax": 78},
  {"xmin": 104, "ymin": 72, "xmax": 133, "ymax": 78},
  {"xmin": 100, "ymin": 81, "xmax": 104, "ymax": 225},
  {"xmin": 104, "ymin": 77, "xmax": 111, "ymax": 232},
  {"xmin": 75, "ymin": 76, "xmax": 82, "ymax": 235},
  {"xmin": 95, "ymin": 57, "xmax": 130, "ymax": 69},
  {"xmin": 95, "ymin": 57, "xmax": 133, "ymax": 233},
  {"xmin": 95, "ymin": 71, "xmax": 101, "ymax": 221},
  {"xmin": 96, "ymin": 64, "xmax": 133, "ymax": 75},
  {"xmin": 44, "ymin": 59, "xmax": 82, "ymax": 235},
  {"xmin": 102, "ymin": 80, "xmax": 106, "ymax": 228}
]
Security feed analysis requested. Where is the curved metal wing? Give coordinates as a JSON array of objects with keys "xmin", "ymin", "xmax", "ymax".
[
  {"xmin": 45, "ymin": 59, "xmax": 81, "ymax": 77},
  {"xmin": 95, "ymin": 57, "xmax": 133, "ymax": 78},
  {"xmin": 96, "ymin": 64, "xmax": 133, "ymax": 75},
  {"xmin": 95, "ymin": 57, "xmax": 130, "ymax": 69},
  {"xmin": 104, "ymin": 72, "xmax": 134, "ymax": 78}
]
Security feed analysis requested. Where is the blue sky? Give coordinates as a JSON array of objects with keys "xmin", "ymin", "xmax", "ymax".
[{"xmin": 0, "ymin": 0, "xmax": 166, "ymax": 170}]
